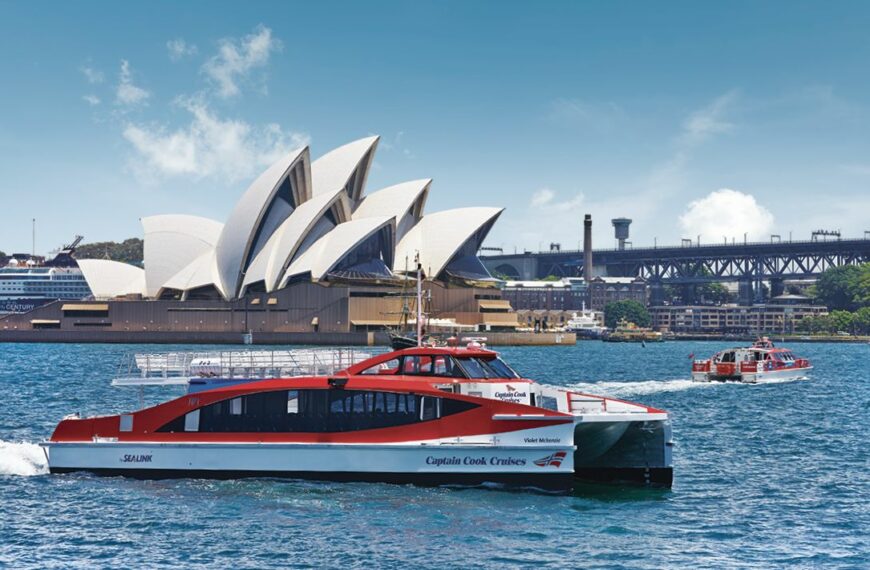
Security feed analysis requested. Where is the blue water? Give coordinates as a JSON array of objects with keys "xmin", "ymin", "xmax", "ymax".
[{"xmin": 1, "ymin": 342, "xmax": 867, "ymax": 569}]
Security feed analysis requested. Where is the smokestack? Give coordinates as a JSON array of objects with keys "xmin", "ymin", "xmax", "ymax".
[{"xmin": 583, "ymin": 214, "xmax": 593, "ymax": 282}]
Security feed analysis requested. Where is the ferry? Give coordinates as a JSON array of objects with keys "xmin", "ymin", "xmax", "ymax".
[
  {"xmin": 602, "ymin": 320, "xmax": 663, "ymax": 343},
  {"xmin": 41, "ymin": 345, "xmax": 673, "ymax": 492},
  {"xmin": 691, "ymin": 338, "xmax": 812, "ymax": 383},
  {"xmin": 565, "ymin": 306, "xmax": 606, "ymax": 339}
]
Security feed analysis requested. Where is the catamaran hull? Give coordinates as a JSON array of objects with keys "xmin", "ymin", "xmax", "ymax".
[
  {"xmin": 42, "ymin": 442, "xmax": 577, "ymax": 492},
  {"xmin": 573, "ymin": 419, "xmax": 673, "ymax": 488}
]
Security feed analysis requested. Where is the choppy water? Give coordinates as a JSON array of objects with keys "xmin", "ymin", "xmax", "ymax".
[{"xmin": 1, "ymin": 341, "xmax": 867, "ymax": 569}]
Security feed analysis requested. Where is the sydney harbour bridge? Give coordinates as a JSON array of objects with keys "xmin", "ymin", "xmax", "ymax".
[{"xmin": 481, "ymin": 236, "xmax": 870, "ymax": 305}]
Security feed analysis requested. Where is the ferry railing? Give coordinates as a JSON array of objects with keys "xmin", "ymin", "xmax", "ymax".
[{"xmin": 113, "ymin": 347, "xmax": 386, "ymax": 387}]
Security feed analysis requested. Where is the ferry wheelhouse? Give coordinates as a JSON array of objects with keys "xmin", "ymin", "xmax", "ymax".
[
  {"xmin": 691, "ymin": 338, "xmax": 812, "ymax": 383},
  {"xmin": 42, "ymin": 346, "xmax": 673, "ymax": 492}
]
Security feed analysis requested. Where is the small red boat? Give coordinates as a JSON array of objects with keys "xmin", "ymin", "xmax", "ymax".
[{"xmin": 692, "ymin": 337, "xmax": 812, "ymax": 384}]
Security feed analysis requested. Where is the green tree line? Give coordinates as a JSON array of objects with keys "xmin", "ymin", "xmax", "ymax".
[
  {"xmin": 604, "ymin": 300, "xmax": 651, "ymax": 329},
  {"xmin": 75, "ymin": 238, "xmax": 144, "ymax": 265},
  {"xmin": 799, "ymin": 263, "xmax": 870, "ymax": 334}
]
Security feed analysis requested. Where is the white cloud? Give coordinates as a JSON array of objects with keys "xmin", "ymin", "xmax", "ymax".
[
  {"xmin": 116, "ymin": 60, "xmax": 150, "ymax": 105},
  {"xmin": 680, "ymin": 90, "xmax": 738, "ymax": 145},
  {"xmin": 530, "ymin": 187, "xmax": 583, "ymax": 212},
  {"xmin": 167, "ymin": 38, "xmax": 198, "ymax": 61},
  {"xmin": 531, "ymin": 188, "xmax": 554, "ymax": 207},
  {"xmin": 202, "ymin": 25, "xmax": 280, "ymax": 98},
  {"xmin": 679, "ymin": 188, "xmax": 774, "ymax": 242},
  {"xmin": 81, "ymin": 66, "xmax": 104, "ymax": 84},
  {"xmin": 82, "ymin": 94, "xmax": 101, "ymax": 106},
  {"xmin": 122, "ymin": 98, "xmax": 308, "ymax": 182}
]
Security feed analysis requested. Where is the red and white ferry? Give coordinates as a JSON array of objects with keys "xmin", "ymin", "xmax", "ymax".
[
  {"xmin": 692, "ymin": 338, "xmax": 812, "ymax": 384},
  {"xmin": 42, "ymin": 345, "xmax": 673, "ymax": 492}
]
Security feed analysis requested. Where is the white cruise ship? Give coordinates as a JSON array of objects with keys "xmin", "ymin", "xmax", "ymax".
[{"xmin": 0, "ymin": 237, "xmax": 92, "ymax": 313}]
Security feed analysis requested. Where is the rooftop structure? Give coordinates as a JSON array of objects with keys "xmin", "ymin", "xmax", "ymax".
[{"xmin": 75, "ymin": 136, "xmax": 503, "ymax": 301}]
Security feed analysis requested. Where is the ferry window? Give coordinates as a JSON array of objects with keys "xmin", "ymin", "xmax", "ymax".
[
  {"xmin": 401, "ymin": 355, "xmax": 460, "ymax": 377},
  {"xmin": 359, "ymin": 358, "xmax": 399, "ymax": 375},
  {"xmin": 420, "ymin": 396, "xmax": 438, "ymax": 421},
  {"xmin": 184, "ymin": 409, "xmax": 200, "ymax": 432},
  {"xmin": 441, "ymin": 397, "xmax": 478, "ymax": 417},
  {"xmin": 457, "ymin": 358, "xmax": 492, "ymax": 378},
  {"xmin": 157, "ymin": 389, "xmax": 478, "ymax": 433},
  {"xmin": 402, "ymin": 355, "xmax": 432, "ymax": 374},
  {"xmin": 538, "ymin": 395, "xmax": 559, "ymax": 411},
  {"xmin": 480, "ymin": 358, "xmax": 520, "ymax": 379},
  {"xmin": 119, "ymin": 414, "xmax": 133, "ymax": 432}
]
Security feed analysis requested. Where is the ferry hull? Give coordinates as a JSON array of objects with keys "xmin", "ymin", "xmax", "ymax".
[
  {"xmin": 42, "ymin": 442, "xmax": 577, "ymax": 492},
  {"xmin": 693, "ymin": 366, "xmax": 812, "ymax": 384},
  {"xmin": 574, "ymin": 419, "xmax": 673, "ymax": 488}
]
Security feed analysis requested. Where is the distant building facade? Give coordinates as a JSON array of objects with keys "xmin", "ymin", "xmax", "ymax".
[
  {"xmin": 500, "ymin": 278, "xmax": 588, "ymax": 311},
  {"xmin": 588, "ymin": 276, "xmax": 647, "ymax": 311},
  {"xmin": 650, "ymin": 303, "xmax": 828, "ymax": 334}
]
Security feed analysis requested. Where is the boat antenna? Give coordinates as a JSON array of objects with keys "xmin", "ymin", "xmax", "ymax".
[
  {"xmin": 32, "ymin": 218, "xmax": 36, "ymax": 257},
  {"xmin": 415, "ymin": 252, "xmax": 423, "ymax": 347}
]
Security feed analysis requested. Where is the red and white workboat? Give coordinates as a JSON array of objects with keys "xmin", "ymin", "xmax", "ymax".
[
  {"xmin": 42, "ymin": 345, "xmax": 673, "ymax": 492},
  {"xmin": 692, "ymin": 338, "xmax": 812, "ymax": 384}
]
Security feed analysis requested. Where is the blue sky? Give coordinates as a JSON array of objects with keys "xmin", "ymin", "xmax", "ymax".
[{"xmin": 1, "ymin": 1, "xmax": 869, "ymax": 255}]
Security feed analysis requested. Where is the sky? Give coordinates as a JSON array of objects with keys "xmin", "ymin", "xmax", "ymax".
[{"xmin": 1, "ymin": 0, "xmax": 869, "ymax": 256}]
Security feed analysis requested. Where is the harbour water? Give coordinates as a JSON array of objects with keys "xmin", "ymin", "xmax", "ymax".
[{"xmin": 1, "ymin": 341, "xmax": 867, "ymax": 568}]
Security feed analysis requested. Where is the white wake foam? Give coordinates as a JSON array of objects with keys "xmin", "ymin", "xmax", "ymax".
[
  {"xmin": 0, "ymin": 440, "xmax": 49, "ymax": 476},
  {"xmin": 566, "ymin": 379, "xmax": 713, "ymax": 398},
  {"xmin": 567, "ymin": 375, "xmax": 809, "ymax": 398}
]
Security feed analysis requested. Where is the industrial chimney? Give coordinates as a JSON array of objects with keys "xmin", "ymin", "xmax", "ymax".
[
  {"xmin": 583, "ymin": 214, "xmax": 593, "ymax": 282},
  {"xmin": 611, "ymin": 217, "xmax": 632, "ymax": 250}
]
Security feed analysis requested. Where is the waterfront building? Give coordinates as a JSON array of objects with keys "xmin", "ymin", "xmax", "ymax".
[
  {"xmin": 587, "ymin": 276, "xmax": 648, "ymax": 311},
  {"xmin": 650, "ymin": 303, "xmax": 828, "ymax": 334},
  {"xmin": 500, "ymin": 278, "xmax": 588, "ymax": 311}
]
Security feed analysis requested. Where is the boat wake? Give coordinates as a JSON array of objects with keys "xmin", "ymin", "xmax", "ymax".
[
  {"xmin": 567, "ymin": 375, "xmax": 810, "ymax": 398},
  {"xmin": 0, "ymin": 440, "xmax": 48, "ymax": 476},
  {"xmin": 565, "ymin": 379, "xmax": 713, "ymax": 398}
]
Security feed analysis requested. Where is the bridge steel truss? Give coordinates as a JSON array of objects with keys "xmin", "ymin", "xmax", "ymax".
[{"xmin": 483, "ymin": 239, "xmax": 870, "ymax": 285}]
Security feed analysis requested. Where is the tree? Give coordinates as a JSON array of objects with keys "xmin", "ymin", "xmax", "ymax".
[
  {"xmin": 75, "ymin": 238, "xmax": 144, "ymax": 265},
  {"xmin": 828, "ymin": 310, "xmax": 854, "ymax": 333},
  {"xmin": 852, "ymin": 306, "xmax": 870, "ymax": 335},
  {"xmin": 541, "ymin": 275, "xmax": 561, "ymax": 282},
  {"xmin": 699, "ymin": 281, "xmax": 731, "ymax": 304},
  {"xmin": 604, "ymin": 300, "xmax": 651, "ymax": 329},
  {"xmin": 815, "ymin": 265, "xmax": 863, "ymax": 311}
]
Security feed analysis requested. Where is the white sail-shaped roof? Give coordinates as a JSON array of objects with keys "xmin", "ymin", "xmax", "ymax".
[
  {"xmin": 77, "ymin": 259, "xmax": 145, "ymax": 300},
  {"xmin": 241, "ymin": 188, "xmax": 351, "ymax": 293},
  {"xmin": 352, "ymin": 179, "xmax": 430, "ymax": 242},
  {"xmin": 311, "ymin": 136, "xmax": 378, "ymax": 205},
  {"xmin": 142, "ymin": 215, "xmax": 223, "ymax": 298},
  {"xmin": 214, "ymin": 146, "xmax": 311, "ymax": 299},
  {"xmin": 159, "ymin": 250, "xmax": 225, "ymax": 298},
  {"xmin": 394, "ymin": 207, "xmax": 503, "ymax": 279},
  {"xmin": 280, "ymin": 216, "xmax": 395, "ymax": 285}
]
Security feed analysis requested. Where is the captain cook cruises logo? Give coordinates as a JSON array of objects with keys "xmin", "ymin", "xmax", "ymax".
[{"xmin": 534, "ymin": 451, "xmax": 567, "ymax": 468}]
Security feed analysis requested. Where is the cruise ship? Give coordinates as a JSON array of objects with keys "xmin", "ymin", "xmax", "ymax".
[{"xmin": 0, "ymin": 237, "xmax": 92, "ymax": 313}]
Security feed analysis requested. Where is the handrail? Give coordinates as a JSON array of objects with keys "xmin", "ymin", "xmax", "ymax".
[{"xmin": 113, "ymin": 347, "xmax": 387, "ymax": 386}]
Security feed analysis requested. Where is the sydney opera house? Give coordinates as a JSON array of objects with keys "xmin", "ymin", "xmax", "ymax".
[{"xmin": 5, "ymin": 136, "xmax": 518, "ymax": 341}]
